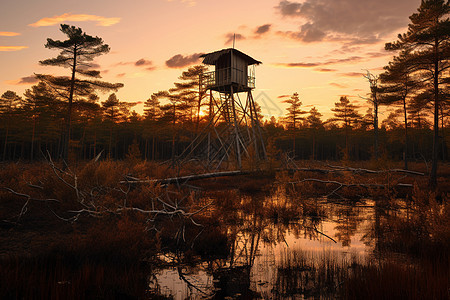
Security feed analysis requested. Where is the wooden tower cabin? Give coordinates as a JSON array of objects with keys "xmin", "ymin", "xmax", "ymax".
[
  {"xmin": 178, "ymin": 48, "xmax": 266, "ymax": 170},
  {"xmin": 200, "ymin": 48, "xmax": 260, "ymax": 93}
]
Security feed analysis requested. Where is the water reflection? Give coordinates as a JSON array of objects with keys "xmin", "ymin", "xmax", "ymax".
[{"xmin": 150, "ymin": 187, "xmax": 380, "ymax": 299}]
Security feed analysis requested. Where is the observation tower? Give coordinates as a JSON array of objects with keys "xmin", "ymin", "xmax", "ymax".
[{"xmin": 181, "ymin": 48, "xmax": 266, "ymax": 170}]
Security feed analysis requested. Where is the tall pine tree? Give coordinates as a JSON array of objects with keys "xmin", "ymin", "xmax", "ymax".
[
  {"xmin": 380, "ymin": 51, "xmax": 421, "ymax": 169},
  {"xmin": 283, "ymin": 92, "xmax": 306, "ymax": 158},
  {"xmin": 37, "ymin": 24, "xmax": 123, "ymax": 162},
  {"xmin": 385, "ymin": 0, "xmax": 450, "ymax": 186},
  {"xmin": 0, "ymin": 91, "xmax": 22, "ymax": 160},
  {"xmin": 306, "ymin": 107, "xmax": 323, "ymax": 160},
  {"xmin": 363, "ymin": 71, "xmax": 381, "ymax": 159},
  {"xmin": 330, "ymin": 96, "xmax": 362, "ymax": 159}
]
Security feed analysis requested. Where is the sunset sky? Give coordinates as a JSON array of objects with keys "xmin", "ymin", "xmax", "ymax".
[{"xmin": 0, "ymin": 0, "xmax": 421, "ymax": 119}]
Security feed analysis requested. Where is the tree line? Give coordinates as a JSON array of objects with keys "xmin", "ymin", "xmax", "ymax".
[
  {"xmin": 0, "ymin": 1, "xmax": 448, "ymax": 181},
  {"xmin": 0, "ymin": 84, "xmax": 446, "ymax": 163}
]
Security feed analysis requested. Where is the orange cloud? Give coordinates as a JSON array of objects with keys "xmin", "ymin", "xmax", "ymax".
[
  {"xmin": 0, "ymin": 32, "xmax": 20, "ymax": 36},
  {"xmin": 29, "ymin": 13, "xmax": 120, "ymax": 27},
  {"xmin": 0, "ymin": 46, "xmax": 28, "ymax": 51}
]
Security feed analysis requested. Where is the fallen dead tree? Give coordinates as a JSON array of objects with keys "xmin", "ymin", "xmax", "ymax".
[
  {"xmin": 286, "ymin": 166, "xmax": 425, "ymax": 176},
  {"xmin": 121, "ymin": 170, "xmax": 251, "ymax": 185},
  {"xmin": 286, "ymin": 178, "xmax": 413, "ymax": 199},
  {"xmin": 280, "ymin": 154, "xmax": 425, "ymax": 176},
  {"xmin": 121, "ymin": 164, "xmax": 424, "ymax": 187},
  {"xmin": 287, "ymin": 178, "xmax": 414, "ymax": 189},
  {"xmin": 325, "ymin": 164, "xmax": 424, "ymax": 176},
  {"xmin": 275, "ymin": 162, "xmax": 424, "ymax": 200}
]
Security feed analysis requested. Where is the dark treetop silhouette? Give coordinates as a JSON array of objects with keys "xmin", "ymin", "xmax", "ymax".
[{"xmin": 37, "ymin": 24, "xmax": 123, "ymax": 162}]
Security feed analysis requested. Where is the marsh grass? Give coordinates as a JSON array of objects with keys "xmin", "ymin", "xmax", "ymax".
[
  {"xmin": 0, "ymin": 252, "xmax": 149, "ymax": 300},
  {"xmin": 272, "ymin": 249, "xmax": 449, "ymax": 300},
  {"xmin": 343, "ymin": 260, "xmax": 449, "ymax": 300},
  {"xmin": 273, "ymin": 250, "xmax": 353, "ymax": 299},
  {"xmin": 0, "ymin": 214, "xmax": 154, "ymax": 299}
]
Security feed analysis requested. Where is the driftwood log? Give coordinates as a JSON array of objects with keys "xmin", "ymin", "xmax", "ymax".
[
  {"xmin": 122, "ymin": 170, "xmax": 251, "ymax": 185},
  {"xmin": 121, "ymin": 165, "xmax": 424, "ymax": 186}
]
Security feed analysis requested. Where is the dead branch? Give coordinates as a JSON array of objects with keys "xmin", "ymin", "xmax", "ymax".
[
  {"xmin": 26, "ymin": 182, "xmax": 44, "ymax": 190},
  {"xmin": 2, "ymin": 187, "xmax": 60, "ymax": 203},
  {"xmin": 310, "ymin": 224, "xmax": 337, "ymax": 243},
  {"xmin": 177, "ymin": 266, "xmax": 211, "ymax": 296},
  {"xmin": 324, "ymin": 164, "xmax": 425, "ymax": 176},
  {"xmin": 2, "ymin": 187, "xmax": 60, "ymax": 222},
  {"xmin": 285, "ymin": 178, "xmax": 413, "ymax": 199},
  {"xmin": 282, "ymin": 152, "xmax": 300, "ymax": 169},
  {"xmin": 287, "ymin": 178, "xmax": 413, "ymax": 189},
  {"xmin": 66, "ymin": 200, "xmax": 214, "ymax": 225},
  {"xmin": 282, "ymin": 165, "xmax": 425, "ymax": 176},
  {"xmin": 46, "ymin": 151, "xmax": 86, "ymax": 201},
  {"xmin": 46, "ymin": 205, "xmax": 79, "ymax": 223},
  {"xmin": 120, "ymin": 170, "xmax": 250, "ymax": 185}
]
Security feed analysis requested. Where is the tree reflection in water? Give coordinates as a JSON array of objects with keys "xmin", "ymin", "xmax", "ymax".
[
  {"xmin": 150, "ymin": 187, "xmax": 374, "ymax": 299},
  {"xmin": 149, "ymin": 184, "xmax": 448, "ymax": 299}
]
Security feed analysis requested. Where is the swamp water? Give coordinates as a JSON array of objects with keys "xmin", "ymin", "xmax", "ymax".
[{"xmin": 148, "ymin": 187, "xmax": 409, "ymax": 299}]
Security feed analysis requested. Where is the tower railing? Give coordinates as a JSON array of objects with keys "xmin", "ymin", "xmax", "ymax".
[
  {"xmin": 247, "ymin": 76, "xmax": 255, "ymax": 89},
  {"xmin": 200, "ymin": 68, "xmax": 255, "ymax": 91}
]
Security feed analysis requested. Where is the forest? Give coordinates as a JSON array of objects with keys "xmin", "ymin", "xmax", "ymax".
[{"xmin": 0, "ymin": 71, "xmax": 448, "ymax": 164}]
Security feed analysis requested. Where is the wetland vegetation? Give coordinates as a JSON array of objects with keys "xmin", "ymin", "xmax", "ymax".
[{"xmin": 0, "ymin": 160, "xmax": 448, "ymax": 299}]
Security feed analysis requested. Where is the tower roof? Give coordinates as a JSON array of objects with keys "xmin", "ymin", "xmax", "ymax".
[{"xmin": 200, "ymin": 48, "xmax": 261, "ymax": 66}]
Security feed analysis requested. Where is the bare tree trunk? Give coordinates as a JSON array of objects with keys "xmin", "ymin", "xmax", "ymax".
[
  {"xmin": 3, "ymin": 124, "xmax": 8, "ymax": 161},
  {"xmin": 80, "ymin": 125, "xmax": 86, "ymax": 160},
  {"xmin": 152, "ymin": 136, "xmax": 156, "ymax": 161},
  {"xmin": 63, "ymin": 46, "xmax": 77, "ymax": 162},
  {"xmin": 30, "ymin": 116, "xmax": 36, "ymax": 161},
  {"xmin": 374, "ymin": 101, "xmax": 379, "ymax": 159},
  {"xmin": 440, "ymin": 105, "xmax": 446, "ymax": 161},
  {"xmin": 108, "ymin": 127, "xmax": 113, "ymax": 159},
  {"xmin": 12, "ymin": 142, "xmax": 17, "ymax": 160},
  {"xmin": 429, "ymin": 39, "xmax": 440, "ymax": 188},
  {"xmin": 403, "ymin": 97, "xmax": 409, "ymax": 170},
  {"xmin": 93, "ymin": 131, "xmax": 97, "ymax": 159}
]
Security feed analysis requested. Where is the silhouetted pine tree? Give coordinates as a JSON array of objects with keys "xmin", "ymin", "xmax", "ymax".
[
  {"xmin": 37, "ymin": 24, "xmax": 123, "ymax": 162},
  {"xmin": 385, "ymin": 0, "xmax": 450, "ymax": 186}
]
